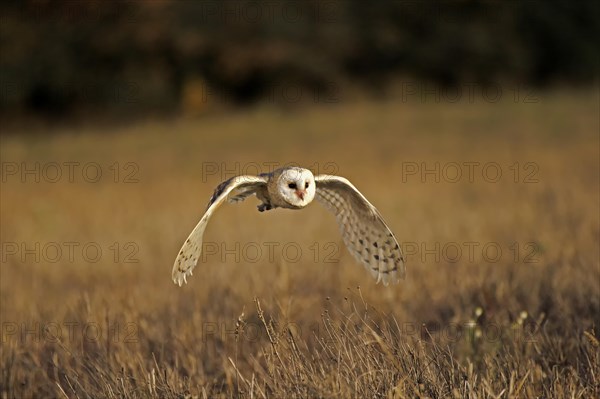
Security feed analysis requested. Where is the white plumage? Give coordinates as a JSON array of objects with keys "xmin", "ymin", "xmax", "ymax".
[{"xmin": 172, "ymin": 167, "xmax": 405, "ymax": 286}]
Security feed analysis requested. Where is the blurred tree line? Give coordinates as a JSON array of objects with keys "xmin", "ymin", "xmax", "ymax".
[{"xmin": 0, "ymin": 0, "xmax": 598, "ymax": 120}]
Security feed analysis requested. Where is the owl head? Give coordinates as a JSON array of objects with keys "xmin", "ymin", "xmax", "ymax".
[{"xmin": 277, "ymin": 167, "xmax": 316, "ymax": 208}]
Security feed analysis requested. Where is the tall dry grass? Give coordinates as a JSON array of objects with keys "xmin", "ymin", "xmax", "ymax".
[{"xmin": 1, "ymin": 92, "xmax": 599, "ymax": 397}]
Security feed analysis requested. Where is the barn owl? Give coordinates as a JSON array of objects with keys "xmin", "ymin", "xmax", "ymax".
[{"xmin": 172, "ymin": 167, "xmax": 405, "ymax": 286}]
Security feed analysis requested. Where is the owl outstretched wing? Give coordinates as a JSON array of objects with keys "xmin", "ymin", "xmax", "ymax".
[
  {"xmin": 314, "ymin": 175, "xmax": 405, "ymax": 285},
  {"xmin": 172, "ymin": 175, "xmax": 268, "ymax": 286}
]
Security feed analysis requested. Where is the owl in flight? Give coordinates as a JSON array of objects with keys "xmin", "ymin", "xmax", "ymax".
[{"xmin": 173, "ymin": 167, "xmax": 405, "ymax": 286}]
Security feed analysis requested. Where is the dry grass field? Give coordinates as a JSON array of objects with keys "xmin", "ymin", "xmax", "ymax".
[{"xmin": 1, "ymin": 92, "xmax": 599, "ymax": 398}]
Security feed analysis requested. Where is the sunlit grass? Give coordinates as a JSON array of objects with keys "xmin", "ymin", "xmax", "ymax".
[{"xmin": 1, "ymin": 92, "xmax": 599, "ymax": 397}]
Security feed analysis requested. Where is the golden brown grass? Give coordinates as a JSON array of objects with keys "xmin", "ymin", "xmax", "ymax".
[{"xmin": 1, "ymin": 91, "xmax": 599, "ymax": 398}]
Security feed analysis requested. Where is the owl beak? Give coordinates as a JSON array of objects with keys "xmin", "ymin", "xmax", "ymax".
[{"xmin": 295, "ymin": 190, "xmax": 305, "ymax": 200}]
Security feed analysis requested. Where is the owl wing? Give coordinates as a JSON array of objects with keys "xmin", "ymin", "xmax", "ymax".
[
  {"xmin": 314, "ymin": 175, "xmax": 405, "ymax": 285},
  {"xmin": 172, "ymin": 175, "xmax": 268, "ymax": 286}
]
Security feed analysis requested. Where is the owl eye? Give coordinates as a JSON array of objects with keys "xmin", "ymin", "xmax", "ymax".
[
  {"xmin": 288, "ymin": 183, "xmax": 297, "ymax": 189},
  {"xmin": 305, "ymin": 181, "xmax": 310, "ymax": 188}
]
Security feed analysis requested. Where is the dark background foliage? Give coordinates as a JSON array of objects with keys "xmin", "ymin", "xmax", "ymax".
[{"xmin": 1, "ymin": 0, "xmax": 598, "ymax": 120}]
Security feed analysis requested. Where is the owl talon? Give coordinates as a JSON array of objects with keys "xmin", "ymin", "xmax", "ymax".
[{"xmin": 257, "ymin": 203, "xmax": 272, "ymax": 212}]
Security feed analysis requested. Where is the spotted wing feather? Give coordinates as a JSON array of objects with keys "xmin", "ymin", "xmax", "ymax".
[
  {"xmin": 172, "ymin": 175, "xmax": 268, "ymax": 286},
  {"xmin": 314, "ymin": 175, "xmax": 405, "ymax": 285}
]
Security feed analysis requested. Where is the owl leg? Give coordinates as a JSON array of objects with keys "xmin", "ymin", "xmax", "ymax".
[
  {"xmin": 257, "ymin": 202, "xmax": 273, "ymax": 212},
  {"xmin": 256, "ymin": 189, "xmax": 273, "ymax": 212}
]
